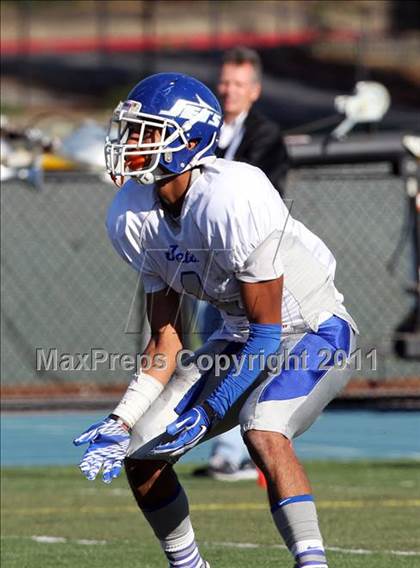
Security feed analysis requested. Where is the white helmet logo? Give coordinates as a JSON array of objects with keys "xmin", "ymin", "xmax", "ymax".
[{"xmin": 159, "ymin": 95, "xmax": 221, "ymax": 127}]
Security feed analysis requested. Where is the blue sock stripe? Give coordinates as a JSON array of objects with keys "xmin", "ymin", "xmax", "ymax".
[
  {"xmin": 168, "ymin": 544, "xmax": 197, "ymax": 562},
  {"xmin": 192, "ymin": 557, "xmax": 204, "ymax": 568},
  {"xmin": 297, "ymin": 549, "xmax": 325, "ymax": 558},
  {"xmin": 299, "ymin": 562, "xmax": 327, "ymax": 567},
  {"xmin": 270, "ymin": 493, "xmax": 314, "ymax": 513},
  {"xmin": 141, "ymin": 482, "xmax": 182, "ymax": 513},
  {"xmin": 167, "ymin": 541, "xmax": 195, "ymax": 557},
  {"xmin": 173, "ymin": 551, "xmax": 199, "ymax": 566}
]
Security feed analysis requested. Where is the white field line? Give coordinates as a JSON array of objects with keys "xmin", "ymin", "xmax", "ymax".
[
  {"xmin": 207, "ymin": 541, "xmax": 420, "ymax": 557},
  {"xmin": 2, "ymin": 535, "xmax": 419, "ymax": 557},
  {"xmin": 31, "ymin": 535, "xmax": 106, "ymax": 545}
]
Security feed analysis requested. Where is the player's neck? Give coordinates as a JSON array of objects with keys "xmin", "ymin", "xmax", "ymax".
[{"xmin": 156, "ymin": 170, "xmax": 192, "ymax": 217}]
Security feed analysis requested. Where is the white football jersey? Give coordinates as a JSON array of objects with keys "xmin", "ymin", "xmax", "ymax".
[{"xmin": 107, "ymin": 158, "xmax": 357, "ymax": 341}]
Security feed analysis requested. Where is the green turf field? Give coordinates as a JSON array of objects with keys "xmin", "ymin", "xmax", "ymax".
[{"xmin": 2, "ymin": 461, "xmax": 419, "ymax": 567}]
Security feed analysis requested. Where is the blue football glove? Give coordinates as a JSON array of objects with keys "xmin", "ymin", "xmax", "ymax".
[
  {"xmin": 151, "ymin": 405, "xmax": 213, "ymax": 457},
  {"xmin": 73, "ymin": 417, "xmax": 130, "ymax": 484}
]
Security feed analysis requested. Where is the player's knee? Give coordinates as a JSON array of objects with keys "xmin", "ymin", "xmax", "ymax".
[
  {"xmin": 244, "ymin": 429, "xmax": 292, "ymax": 467},
  {"xmin": 125, "ymin": 458, "xmax": 175, "ymax": 506}
]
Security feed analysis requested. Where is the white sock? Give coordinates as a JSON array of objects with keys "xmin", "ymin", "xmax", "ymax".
[{"xmin": 271, "ymin": 494, "xmax": 327, "ymax": 567}]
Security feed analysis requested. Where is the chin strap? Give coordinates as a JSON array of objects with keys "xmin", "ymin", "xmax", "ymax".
[
  {"xmin": 116, "ymin": 156, "xmax": 212, "ymax": 188},
  {"xmin": 136, "ymin": 166, "xmax": 179, "ymax": 186},
  {"xmin": 110, "ymin": 173, "xmax": 125, "ymax": 188}
]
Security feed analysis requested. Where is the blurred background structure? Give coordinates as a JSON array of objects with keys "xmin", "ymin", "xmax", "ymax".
[
  {"xmin": 2, "ymin": 0, "xmax": 420, "ymax": 124},
  {"xmin": 1, "ymin": 0, "xmax": 420, "ymax": 410}
]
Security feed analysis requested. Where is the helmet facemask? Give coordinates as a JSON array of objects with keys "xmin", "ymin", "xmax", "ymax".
[{"xmin": 105, "ymin": 100, "xmax": 191, "ymax": 187}]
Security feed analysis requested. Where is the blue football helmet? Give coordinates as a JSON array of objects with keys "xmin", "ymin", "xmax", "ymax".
[{"xmin": 105, "ymin": 73, "xmax": 222, "ymax": 186}]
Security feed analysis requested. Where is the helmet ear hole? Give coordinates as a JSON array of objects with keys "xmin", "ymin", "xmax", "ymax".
[{"xmin": 188, "ymin": 138, "xmax": 200, "ymax": 150}]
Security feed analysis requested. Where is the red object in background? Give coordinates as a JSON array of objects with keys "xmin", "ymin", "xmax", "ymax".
[
  {"xmin": 0, "ymin": 29, "xmax": 357, "ymax": 56},
  {"xmin": 257, "ymin": 467, "xmax": 267, "ymax": 489}
]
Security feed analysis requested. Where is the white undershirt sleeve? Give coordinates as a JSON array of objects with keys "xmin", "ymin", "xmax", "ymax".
[{"xmin": 236, "ymin": 229, "xmax": 284, "ymax": 282}]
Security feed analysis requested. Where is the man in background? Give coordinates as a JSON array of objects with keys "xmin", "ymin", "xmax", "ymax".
[
  {"xmin": 216, "ymin": 46, "xmax": 288, "ymax": 195},
  {"xmin": 195, "ymin": 47, "xmax": 289, "ymax": 480}
]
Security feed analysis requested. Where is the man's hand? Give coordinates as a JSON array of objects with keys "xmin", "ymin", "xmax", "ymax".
[
  {"xmin": 73, "ymin": 417, "xmax": 130, "ymax": 484},
  {"xmin": 151, "ymin": 405, "xmax": 213, "ymax": 457}
]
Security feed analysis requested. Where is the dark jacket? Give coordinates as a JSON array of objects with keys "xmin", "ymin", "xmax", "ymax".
[{"xmin": 216, "ymin": 107, "xmax": 288, "ymax": 195}]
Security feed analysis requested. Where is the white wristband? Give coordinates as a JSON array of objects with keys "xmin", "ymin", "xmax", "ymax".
[{"xmin": 112, "ymin": 372, "xmax": 164, "ymax": 428}]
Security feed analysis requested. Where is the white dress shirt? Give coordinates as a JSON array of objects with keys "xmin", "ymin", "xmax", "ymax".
[{"xmin": 217, "ymin": 111, "xmax": 248, "ymax": 160}]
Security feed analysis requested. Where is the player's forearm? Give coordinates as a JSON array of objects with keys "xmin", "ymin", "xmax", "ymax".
[
  {"xmin": 112, "ymin": 330, "xmax": 182, "ymax": 428},
  {"xmin": 205, "ymin": 322, "xmax": 282, "ymax": 418},
  {"xmin": 205, "ymin": 278, "xmax": 283, "ymax": 418},
  {"xmin": 141, "ymin": 329, "xmax": 183, "ymax": 384}
]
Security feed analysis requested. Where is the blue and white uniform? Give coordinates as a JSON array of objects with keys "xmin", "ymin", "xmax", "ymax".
[{"xmin": 107, "ymin": 158, "xmax": 358, "ymax": 459}]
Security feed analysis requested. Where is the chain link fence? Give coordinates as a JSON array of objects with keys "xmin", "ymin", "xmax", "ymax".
[
  {"xmin": 1, "ymin": 174, "xmax": 149, "ymax": 386},
  {"xmin": 1, "ymin": 165, "xmax": 418, "ymax": 388},
  {"xmin": 286, "ymin": 163, "xmax": 418, "ymax": 380}
]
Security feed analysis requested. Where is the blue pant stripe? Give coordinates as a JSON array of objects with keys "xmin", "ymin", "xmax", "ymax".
[{"xmin": 259, "ymin": 316, "xmax": 351, "ymax": 403}]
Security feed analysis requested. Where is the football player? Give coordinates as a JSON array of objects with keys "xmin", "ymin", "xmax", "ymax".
[{"xmin": 74, "ymin": 73, "xmax": 358, "ymax": 568}]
